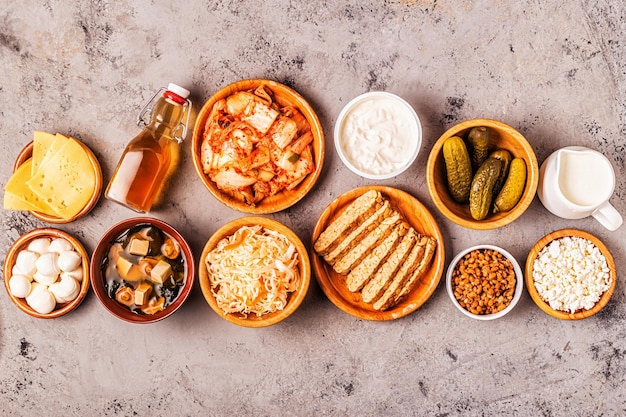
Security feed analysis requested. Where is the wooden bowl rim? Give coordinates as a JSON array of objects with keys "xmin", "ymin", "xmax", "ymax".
[
  {"xmin": 89, "ymin": 217, "xmax": 196, "ymax": 324},
  {"xmin": 524, "ymin": 228, "xmax": 616, "ymax": 320},
  {"xmin": 14, "ymin": 139, "xmax": 103, "ymax": 224},
  {"xmin": 191, "ymin": 78, "xmax": 325, "ymax": 214},
  {"xmin": 426, "ymin": 118, "xmax": 539, "ymax": 230},
  {"xmin": 3, "ymin": 228, "xmax": 90, "ymax": 319},
  {"xmin": 310, "ymin": 185, "xmax": 446, "ymax": 321},
  {"xmin": 198, "ymin": 216, "xmax": 311, "ymax": 328}
]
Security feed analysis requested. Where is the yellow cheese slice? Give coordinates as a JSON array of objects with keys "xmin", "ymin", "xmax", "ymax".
[
  {"xmin": 3, "ymin": 159, "xmax": 57, "ymax": 214},
  {"xmin": 26, "ymin": 138, "xmax": 96, "ymax": 220},
  {"xmin": 31, "ymin": 131, "xmax": 58, "ymax": 175},
  {"xmin": 35, "ymin": 133, "xmax": 69, "ymax": 176},
  {"xmin": 4, "ymin": 188, "xmax": 43, "ymax": 211}
]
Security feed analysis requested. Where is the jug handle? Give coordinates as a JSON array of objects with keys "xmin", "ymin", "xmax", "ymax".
[{"xmin": 592, "ymin": 202, "xmax": 623, "ymax": 231}]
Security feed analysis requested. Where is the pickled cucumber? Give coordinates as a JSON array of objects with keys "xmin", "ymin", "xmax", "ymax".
[
  {"xmin": 442, "ymin": 136, "xmax": 472, "ymax": 203},
  {"xmin": 489, "ymin": 149, "xmax": 512, "ymax": 197},
  {"xmin": 469, "ymin": 157, "xmax": 503, "ymax": 220},
  {"xmin": 493, "ymin": 158, "xmax": 527, "ymax": 213},
  {"xmin": 467, "ymin": 127, "xmax": 492, "ymax": 171}
]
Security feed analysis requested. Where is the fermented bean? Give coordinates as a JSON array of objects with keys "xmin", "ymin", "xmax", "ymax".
[{"xmin": 451, "ymin": 248, "xmax": 516, "ymax": 315}]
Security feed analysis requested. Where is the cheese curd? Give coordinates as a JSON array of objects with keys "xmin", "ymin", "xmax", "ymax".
[{"xmin": 532, "ymin": 236, "xmax": 611, "ymax": 313}]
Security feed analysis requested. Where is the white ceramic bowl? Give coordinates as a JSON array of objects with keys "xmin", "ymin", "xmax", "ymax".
[
  {"xmin": 334, "ymin": 92, "xmax": 422, "ymax": 180},
  {"xmin": 446, "ymin": 244, "xmax": 523, "ymax": 320}
]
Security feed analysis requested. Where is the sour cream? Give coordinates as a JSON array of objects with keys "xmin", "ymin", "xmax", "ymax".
[{"xmin": 335, "ymin": 92, "xmax": 421, "ymax": 179}]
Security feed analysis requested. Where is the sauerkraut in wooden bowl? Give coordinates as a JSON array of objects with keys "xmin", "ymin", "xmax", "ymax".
[
  {"xmin": 199, "ymin": 216, "xmax": 311, "ymax": 327},
  {"xmin": 191, "ymin": 79, "xmax": 325, "ymax": 214}
]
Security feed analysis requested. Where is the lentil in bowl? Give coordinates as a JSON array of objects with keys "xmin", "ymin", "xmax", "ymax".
[{"xmin": 446, "ymin": 244, "xmax": 523, "ymax": 320}]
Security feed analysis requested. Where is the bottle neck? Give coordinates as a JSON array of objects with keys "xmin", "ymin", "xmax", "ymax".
[{"xmin": 147, "ymin": 97, "xmax": 185, "ymax": 133}]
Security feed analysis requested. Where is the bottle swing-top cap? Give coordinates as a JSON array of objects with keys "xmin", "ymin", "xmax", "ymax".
[{"xmin": 165, "ymin": 83, "xmax": 191, "ymax": 105}]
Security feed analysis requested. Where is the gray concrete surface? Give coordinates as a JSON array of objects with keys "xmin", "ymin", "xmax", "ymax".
[{"xmin": 1, "ymin": 1, "xmax": 625, "ymax": 416}]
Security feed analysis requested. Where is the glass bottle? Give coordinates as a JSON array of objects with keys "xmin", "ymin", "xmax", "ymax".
[{"xmin": 105, "ymin": 83, "xmax": 192, "ymax": 213}]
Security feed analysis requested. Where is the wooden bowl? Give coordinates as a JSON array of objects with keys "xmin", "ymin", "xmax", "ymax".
[
  {"xmin": 311, "ymin": 186, "xmax": 446, "ymax": 321},
  {"xmin": 525, "ymin": 228, "xmax": 616, "ymax": 320},
  {"xmin": 13, "ymin": 140, "xmax": 103, "ymax": 224},
  {"xmin": 90, "ymin": 218, "xmax": 195, "ymax": 324},
  {"xmin": 446, "ymin": 244, "xmax": 524, "ymax": 320},
  {"xmin": 199, "ymin": 216, "xmax": 311, "ymax": 327},
  {"xmin": 426, "ymin": 119, "xmax": 539, "ymax": 230},
  {"xmin": 191, "ymin": 79, "xmax": 325, "ymax": 214},
  {"xmin": 3, "ymin": 228, "xmax": 90, "ymax": 318}
]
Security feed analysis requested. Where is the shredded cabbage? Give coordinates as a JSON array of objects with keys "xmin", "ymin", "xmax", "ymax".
[{"xmin": 205, "ymin": 225, "xmax": 300, "ymax": 317}]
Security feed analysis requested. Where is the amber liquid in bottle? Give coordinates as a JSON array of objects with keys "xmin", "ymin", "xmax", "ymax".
[{"xmin": 105, "ymin": 97, "xmax": 185, "ymax": 212}]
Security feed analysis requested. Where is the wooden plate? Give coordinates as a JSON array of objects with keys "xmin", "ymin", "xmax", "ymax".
[
  {"xmin": 3, "ymin": 228, "xmax": 90, "ymax": 318},
  {"xmin": 311, "ymin": 186, "xmax": 446, "ymax": 320},
  {"xmin": 199, "ymin": 216, "xmax": 311, "ymax": 327},
  {"xmin": 426, "ymin": 118, "xmax": 538, "ymax": 230},
  {"xmin": 191, "ymin": 79, "xmax": 325, "ymax": 214},
  {"xmin": 13, "ymin": 140, "xmax": 103, "ymax": 223},
  {"xmin": 525, "ymin": 228, "xmax": 616, "ymax": 320}
]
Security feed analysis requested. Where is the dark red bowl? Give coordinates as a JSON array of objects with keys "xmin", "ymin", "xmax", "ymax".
[{"xmin": 90, "ymin": 217, "xmax": 195, "ymax": 323}]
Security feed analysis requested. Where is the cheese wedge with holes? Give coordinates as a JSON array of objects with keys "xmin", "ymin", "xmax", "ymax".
[
  {"xmin": 31, "ymin": 131, "xmax": 59, "ymax": 175},
  {"xmin": 3, "ymin": 159, "xmax": 57, "ymax": 213},
  {"xmin": 26, "ymin": 137, "xmax": 96, "ymax": 219}
]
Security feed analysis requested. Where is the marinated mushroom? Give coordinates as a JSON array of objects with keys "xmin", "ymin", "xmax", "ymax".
[
  {"xmin": 161, "ymin": 238, "xmax": 180, "ymax": 259},
  {"xmin": 115, "ymin": 286, "xmax": 135, "ymax": 307}
]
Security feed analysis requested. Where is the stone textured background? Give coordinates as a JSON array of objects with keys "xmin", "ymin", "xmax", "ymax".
[{"xmin": 1, "ymin": 0, "xmax": 625, "ymax": 415}]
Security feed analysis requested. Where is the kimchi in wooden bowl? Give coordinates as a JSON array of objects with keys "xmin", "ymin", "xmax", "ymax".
[{"xmin": 191, "ymin": 79, "xmax": 325, "ymax": 214}]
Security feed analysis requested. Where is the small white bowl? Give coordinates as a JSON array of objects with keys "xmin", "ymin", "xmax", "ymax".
[
  {"xmin": 334, "ymin": 91, "xmax": 422, "ymax": 180},
  {"xmin": 446, "ymin": 244, "xmax": 523, "ymax": 320}
]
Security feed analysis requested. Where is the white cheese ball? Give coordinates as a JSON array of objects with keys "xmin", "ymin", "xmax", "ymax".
[
  {"xmin": 9, "ymin": 274, "xmax": 32, "ymax": 298},
  {"xmin": 35, "ymin": 252, "xmax": 60, "ymax": 277},
  {"xmin": 12, "ymin": 264, "xmax": 32, "ymax": 280},
  {"xmin": 58, "ymin": 250, "xmax": 82, "ymax": 272},
  {"xmin": 15, "ymin": 250, "xmax": 39, "ymax": 276},
  {"xmin": 48, "ymin": 237, "xmax": 74, "ymax": 254},
  {"xmin": 49, "ymin": 275, "xmax": 80, "ymax": 303},
  {"xmin": 33, "ymin": 271, "xmax": 59, "ymax": 286},
  {"xmin": 27, "ymin": 237, "xmax": 52, "ymax": 254},
  {"xmin": 62, "ymin": 268, "xmax": 83, "ymax": 282},
  {"xmin": 25, "ymin": 283, "xmax": 56, "ymax": 314}
]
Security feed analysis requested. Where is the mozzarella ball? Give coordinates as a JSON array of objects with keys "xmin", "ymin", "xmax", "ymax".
[
  {"xmin": 25, "ymin": 283, "xmax": 56, "ymax": 314},
  {"xmin": 48, "ymin": 238, "xmax": 73, "ymax": 254},
  {"xmin": 49, "ymin": 275, "xmax": 80, "ymax": 303},
  {"xmin": 35, "ymin": 252, "xmax": 60, "ymax": 276},
  {"xmin": 62, "ymin": 268, "xmax": 83, "ymax": 282},
  {"xmin": 27, "ymin": 237, "xmax": 52, "ymax": 254},
  {"xmin": 9, "ymin": 274, "xmax": 32, "ymax": 298},
  {"xmin": 33, "ymin": 271, "xmax": 59, "ymax": 286},
  {"xmin": 15, "ymin": 250, "xmax": 39, "ymax": 276},
  {"xmin": 12, "ymin": 264, "xmax": 32, "ymax": 280},
  {"xmin": 57, "ymin": 250, "xmax": 82, "ymax": 272}
]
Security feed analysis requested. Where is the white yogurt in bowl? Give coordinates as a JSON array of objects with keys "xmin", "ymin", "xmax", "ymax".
[{"xmin": 334, "ymin": 92, "xmax": 422, "ymax": 180}]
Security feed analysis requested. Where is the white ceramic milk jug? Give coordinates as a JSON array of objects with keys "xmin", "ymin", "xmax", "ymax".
[{"xmin": 538, "ymin": 146, "xmax": 622, "ymax": 231}]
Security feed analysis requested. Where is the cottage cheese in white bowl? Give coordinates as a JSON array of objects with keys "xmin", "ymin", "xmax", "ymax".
[{"xmin": 334, "ymin": 92, "xmax": 422, "ymax": 180}]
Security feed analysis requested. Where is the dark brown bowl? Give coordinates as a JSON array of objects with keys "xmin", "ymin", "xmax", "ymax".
[{"xmin": 90, "ymin": 217, "xmax": 195, "ymax": 323}]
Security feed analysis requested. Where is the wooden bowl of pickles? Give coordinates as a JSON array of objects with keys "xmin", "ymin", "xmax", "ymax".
[
  {"xmin": 426, "ymin": 118, "xmax": 539, "ymax": 230},
  {"xmin": 90, "ymin": 218, "xmax": 195, "ymax": 324}
]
